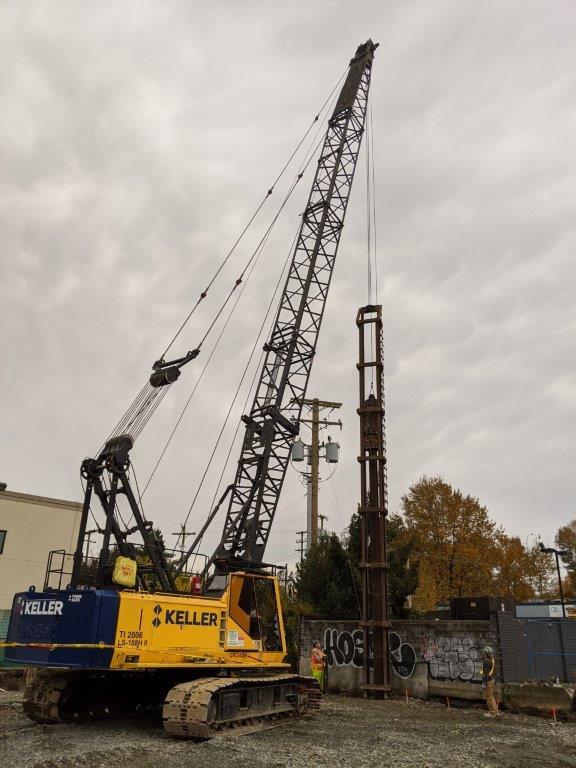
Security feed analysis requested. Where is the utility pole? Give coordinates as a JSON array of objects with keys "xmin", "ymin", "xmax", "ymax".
[
  {"xmin": 292, "ymin": 397, "xmax": 342, "ymax": 549},
  {"xmin": 172, "ymin": 523, "xmax": 196, "ymax": 552},
  {"xmin": 319, "ymin": 514, "xmax": 328, "ymax": 532},
  {"xmin": 84, "ymin": 529, "xmax": 98, "ymax": 561},
  {"xmin": 296, "ymin": 531, "xmax": 306, "ymax": 564}
]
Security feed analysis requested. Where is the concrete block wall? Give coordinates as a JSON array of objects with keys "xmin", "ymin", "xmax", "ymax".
[{"xmin": 299, "ymin": 617, "xmax": 498, "ymax": 700}]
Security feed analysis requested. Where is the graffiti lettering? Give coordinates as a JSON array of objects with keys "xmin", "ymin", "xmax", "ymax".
[
  {"xmin": 324, "ymin": 628, "xmax": 366, "ymax": 668},
  {"xmin": 322, "ymin": 628, "xmax": 418, "ymax": 678},
  {"xmin": 389, "ymin": 631, "xmax": 417, "ymax": 678},
  {"xmin": 422, "ymin": 635, "xmax": 483, "ymax": 683},
  {"xmin": 315, "ymin": 627, "xmax": 486, "ymax": 684}
]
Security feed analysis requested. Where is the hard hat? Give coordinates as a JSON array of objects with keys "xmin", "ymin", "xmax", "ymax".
[{"xmin": 483, "ymin": 645, "xmax": 493, "ymax": 656}]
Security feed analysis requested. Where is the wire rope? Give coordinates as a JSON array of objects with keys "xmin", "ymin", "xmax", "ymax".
[
  {"xmin": 184, "ymin": 343, "xmax": 267, "ymax": 574},
  {"xmin": 99, "ymin": 103, "xmax": 332, "ymax": 456},
  {"xmin": 141, "ymin": 207, "xmax": 284, "ymax": 496},
  {"xmin": 85, "ymin": 68, "xmax": 346, "ymax": 558},
  {"xmin": 157, "ymin": 68, "xmax": 347, "ymax": 361},
  {"xmin": 140, "ymin": 97, "xmax": 334, "ymax": 496},
  {"xmin": 175, "ymin": 80, "xmax": 344, "ymax": 555},
  {"xmin": 330, "ymin": 478, "xmax": 362, "ymax": 616},
  {"xmin": 194, "ymin": 173, "xmax": 301, "ymax": 352},
  {"xmin": 366, "ymin": 97, "xmax": 373, "ymax": 306},
  {"xmin": 180, "ymin": 223, "xmax": 299, "ymax": 532},
  {"xmin": 365, "ymin": 101, "xmax": 375, "ymax": 391},
  {"xmin": 370, "ymin": 95, "xmax": 379, "ymax": 304}
]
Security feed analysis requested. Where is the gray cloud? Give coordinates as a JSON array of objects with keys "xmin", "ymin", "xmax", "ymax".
[{"xmin": 1, "ymin": 1, "xmax": 575, "ymax": 567}]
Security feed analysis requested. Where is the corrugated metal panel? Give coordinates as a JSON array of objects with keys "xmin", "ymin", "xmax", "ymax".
[
  {"xmin": 0, "ymin": 609, "xmax": 11, "ymax": 666},
  {"xmin": 497, "ymin": 611, "xmax": 530, "ymax": 683},
  {"xmin": 520, "ymin": 619, "xmax": 576, "ymax": 682},
  {"xmin": 559, "ymin": 620, "xmax": 576, "ymax": 682},
  {"xmin": 0, "ymin": 609, "xmax": 10, "ymax": 639}
]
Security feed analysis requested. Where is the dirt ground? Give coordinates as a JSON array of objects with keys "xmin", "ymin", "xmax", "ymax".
[{"xmin": 1, "ymin": 688, "xmax": 576, "ymax": 768}]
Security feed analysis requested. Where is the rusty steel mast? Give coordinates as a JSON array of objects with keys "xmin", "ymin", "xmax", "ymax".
[{"xmin": 356, "ymin": 304, "xmax": 391, "ymax": 698}]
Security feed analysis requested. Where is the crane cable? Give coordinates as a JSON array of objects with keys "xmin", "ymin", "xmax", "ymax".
[
  {"xmin": 173, "ymin": 82, "xmax": 347, "ymax": 556},
  {"xmin": 98, "ymin": 73, "xmax": 345, "ymax": 454},
  {"xmin": 137, "ymin": 95, "xmax": 337, "ymax": 498},
  {"xmin": 88, "ymin": 69, "xmax": 345, "ymax": 555},
  {"xmin": 157, "ymin": 68, "xmax": 347, "ymax": 362},
  {"xmin": 102, "ymin": 104, "xmax": 335, "ymax": 562},
  {"xmin": 330, "ymin": 477, "xmax": 362, "ymax": 616},
  {"xmin": 167, "ymin": 80, "xmax": 345, "ymax": 537},
  {"xmin": 191, "ymin": 101, "xmax": 334, "ymax": 356},
  {"xmin": 180, "ymin": 225, "xmax": 299, "ymax": 532},
  {"xmin": 100, "ymin": 172, "xmax": 302, "ymax": 451},
  {"xmin": 182, "ymin": 348, "xmax": 266, "ymax": 575},
  {"xmin": 366, "ymin": 99, "xmax": 373, "ymax": 307},
  {"xmin": 370, "ymin": 95, "xmax": 379, "ymax": 305},
  {"xmin": 141, "ymin": 212, "xmax": 294, "ymax": 497},
  {"xmin": 365, "ymin": 92, "xmax": 379, "ymax": 391}
]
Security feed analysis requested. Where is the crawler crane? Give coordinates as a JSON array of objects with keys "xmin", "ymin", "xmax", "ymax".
[{"xmin": 4, "ymin": 40, "xmax": 378, "ymax": 737}]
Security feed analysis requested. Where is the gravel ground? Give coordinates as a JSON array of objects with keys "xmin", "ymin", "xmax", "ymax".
[{"xmin": 1, "ymin": 688, "xmax": 576, "ymax": 768}]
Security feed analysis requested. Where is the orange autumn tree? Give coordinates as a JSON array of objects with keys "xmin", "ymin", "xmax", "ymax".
[
  {"xmin": 401, "ymin": 477, "xmax": 496, "ymax": 610},
  {"xmin": 491, "ymin": 536, "xmax": 555, "ymax": 601},
  {"xmin": 401, "ymin": 476, "xmax": 554, "ymax": 611}
]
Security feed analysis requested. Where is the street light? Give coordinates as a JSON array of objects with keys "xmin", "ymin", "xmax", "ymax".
[{"xmin": 539, "ymin": 542, "xmax": 570, "ymax": 618}]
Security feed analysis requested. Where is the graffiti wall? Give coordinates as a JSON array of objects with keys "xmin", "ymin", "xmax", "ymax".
[
  {"xmin": 422, "ymin": 634, "xmax": 483, "ymax": 683},
  {"xmin": 300, "ymin": 618, "xmax": 496, "ymax": 696}
]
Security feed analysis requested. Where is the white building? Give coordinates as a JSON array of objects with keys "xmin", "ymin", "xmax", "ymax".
[{"xmin": 0, "ymin": 487, "xmax": 82, "ymax": 612}]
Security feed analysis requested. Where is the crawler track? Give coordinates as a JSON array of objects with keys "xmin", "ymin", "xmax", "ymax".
[
  {"xmin": 22, "ymin": 670, "xmax": 321, "ymax": 738},
  {"xmin": 23, "ymin": 673, "xmax": 71, "ymax": 724},
  {"xmin": 163, "ymin": 675, "xmax": 320, "ymax": 739}
]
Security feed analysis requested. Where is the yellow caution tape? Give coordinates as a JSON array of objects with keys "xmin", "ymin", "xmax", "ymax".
[{"xmin": 0, "ymin": 641, "xmax": 115, "ymax": 650}]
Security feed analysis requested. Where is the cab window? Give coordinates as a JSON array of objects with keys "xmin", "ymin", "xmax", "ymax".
[{"xmin": 228, "ymin": 575, "xmax": 283, "ymax": 652}]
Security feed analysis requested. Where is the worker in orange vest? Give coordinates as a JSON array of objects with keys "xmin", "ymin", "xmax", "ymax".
[
  {"xmin": 481, "ymin": 646, "xmax": 499, "ymax": 717},
  {"xmin": 310, "ymin": 640, "xmax": 327, "ymax": 690}
]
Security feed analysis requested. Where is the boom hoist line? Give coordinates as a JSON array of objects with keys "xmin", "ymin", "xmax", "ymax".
[
  {"xmin": 70, "ymin": 74, "xmax": 342, "ymax": 593},
  {"xmin": 71, "ymin": 40, "xmax": 377, "ymax": 594},
  {"xmin": 203, "ymin": 40, "xmax": 378, "ymax": 581}
]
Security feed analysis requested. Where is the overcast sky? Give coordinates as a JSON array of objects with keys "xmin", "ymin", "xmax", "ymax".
[{"xmin": 1, "ymin": 1, "xmax": 575, "ymax": 569}]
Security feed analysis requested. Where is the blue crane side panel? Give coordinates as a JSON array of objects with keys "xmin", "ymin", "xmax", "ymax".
[{"xmin": 5, "ymin": 589, "xmax": 119, "ymax": 668}]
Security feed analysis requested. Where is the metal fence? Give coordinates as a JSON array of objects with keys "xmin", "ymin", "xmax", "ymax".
[{"xmin": 498, "ymin": 611, "xmax": 576, "ymax": 683}]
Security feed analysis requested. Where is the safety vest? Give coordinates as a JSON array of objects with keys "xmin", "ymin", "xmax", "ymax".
[
  {"xmin": 482, "ymin": 657, "xmax": 496, "ymax": 679},
  {"xmin": 311, "ymin": 649, "xmax": 324, "ymax": 670}
]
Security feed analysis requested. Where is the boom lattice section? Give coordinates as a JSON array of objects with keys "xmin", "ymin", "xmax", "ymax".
[{"xmin": 210, "ymin": 40, "xmax": 377, "ymax": 572}]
